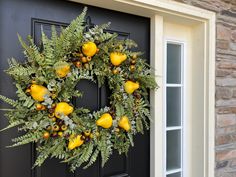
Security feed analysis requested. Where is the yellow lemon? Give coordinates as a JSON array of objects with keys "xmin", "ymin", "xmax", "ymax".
[
  {"xmin": 82, "ymin": 41, "xmax": 97, "ymax": 57},
  {"xmin": 68, "ymin": 135, "xmax": 84, "ymax": 150},
  {"xmin": 54, "ymin": 102, "xmax": 73, "ymax": 118},
  {"xmin": 30, "ymin": 84, "xmax": 49, "ymax": 102},
  {"xmin": 124, "ymin": 81, "xmax": 139, "ymax": 94},
  {"xmin": 118, "ymin": 116, "xmax": 131, "ymax": 131},
  {"xmin": 110, "ymin": 52, "xmax": 127, "ymax": 66},
  {"xmin": 96, "ymin": 113, "xmax": 113, "ymax": 129}
]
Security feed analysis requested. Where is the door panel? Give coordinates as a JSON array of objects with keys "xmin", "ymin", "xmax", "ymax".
[{"xmin": 0, "ymin": 1, "xmax": 150, "ymax": 177}]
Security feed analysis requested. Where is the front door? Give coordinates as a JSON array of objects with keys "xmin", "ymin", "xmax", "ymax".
[{"xmin": 0, "ymin": 1, "xmax": 150, "ymax": 177}]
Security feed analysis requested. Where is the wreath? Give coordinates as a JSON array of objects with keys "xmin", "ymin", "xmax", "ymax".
[{"xmin": 0, "ymin": 8, "xmax": 157, "ymax": 171}]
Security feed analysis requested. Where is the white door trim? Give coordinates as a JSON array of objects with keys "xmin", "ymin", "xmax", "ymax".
[{"xmin": 69, "ymin": 1, "xmax": 216, "ymax": 177}]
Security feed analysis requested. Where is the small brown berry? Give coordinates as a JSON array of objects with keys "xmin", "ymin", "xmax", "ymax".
[
  {"xmin": 81, "ymin": 57, "xmax": 88, "ymax": 63},
  {"xmin": 87, "ymin": 56, "xmax": 92, "ymax": 62},
  {"xmin": 112, "ymin": 69, "xmax": 119, "ymax": 74},
  {"xmin": 53, "ymin": 125, "xmax": 60, "ymax": 131},
  {"xmin": 61, "ymin": 125, "xmax": 68, "ymax": 131},
  {"xmin": 43, "ymin": 132, "xmax": 50, "ymax": 139},
  {"xmin": 131, "ymin": 60, "xmax": 136, "ymax": 64},
  {"xmin": 75, "ymin": 61, "xmax": 81, "ymax": 68},
  {"xmin": 130, "ymin": 65, "xmax": 135, "ymax": 71},
  {"xmin": 48, "ymin": 113, "xmax": 54, "ymax": 118},
  {"xmin": 132, "ymin": 54, "xmax": 137, "ymax": 60},
  {"xmin": 41, "ymin": 105, "xmax": 46, "ymax": 110},
  {"xmin": 84, "ymin": 130, "xmax": 91, "ymax": 136},
  {"xmin": 36, "ymin": 104, "xmax": 43, "ymax": 110}
]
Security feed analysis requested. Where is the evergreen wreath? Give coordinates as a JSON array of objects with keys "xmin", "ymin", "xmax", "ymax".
[{"xmin": 0, "ymin": 8, "xmax": 157, "ymax": 171}]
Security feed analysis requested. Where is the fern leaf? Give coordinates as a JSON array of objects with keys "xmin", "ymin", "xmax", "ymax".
[
  {"xmin": 17, "ymin": 34, "xmax": 45, "ymax": 66},
  {"xmin": 15, "ymin": 84, "xmax": 35, "ymax": 108},
  {"xmin": 9, "ymin": 132, "xmax": 41, "ymax": 147},
  {"xmin": 0, "ymin": 95, "xmax": 18, "ymax": 107},
  {"xmin": 0, "ymin": 120, "xmax": 24, "ymax": 132},
  {"xmin": 83, "ymin": 148, "xmax": 99, "ymax": 169}
]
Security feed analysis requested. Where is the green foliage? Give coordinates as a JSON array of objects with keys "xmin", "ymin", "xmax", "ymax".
[
  {"xmin": 10, "ymin": 132, "xmax": 41, "ymax": 147},
  {"xmin": 0, "ymin": 95, "xmax": 18, "ymax": 108},
  {"xmin": 113, "ymin": 133, "xmax": 130, "ymax": 155},
  {"xmin": 18, "ymin": 34, "xmax": 45, "ymax": 66},
  {"xmin": 98, "ymin": 132, "xmax": 113, "ymax": 167},
  {"xmin": 0, "ymin": 120, "xmax": 24, "ymax": 132},
  {"xmin": 0, "ymin": 7, "xmax": 158, "ymax": 172},
  {"xmin": 6, "ymin": 58, "xmax": 36, "ymax": 83},
  {"xmin": 15, "ymin": 84, "xmax": 35, "ymax": 108},
  {"xmin": 34, "ymin": 141, "xmax": 61, "ymax": 167},
  {"xmin": 83, "ymin": 148, "xmax": 99, "ymax": 169}
]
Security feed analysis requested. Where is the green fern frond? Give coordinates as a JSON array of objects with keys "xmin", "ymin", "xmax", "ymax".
[
  {"xmin": 0, "ymin": 95, "xmax": 18, "ymax": 107},
  {"xmin": 15, "ymin": 84, "xmax": 35, "ymax": 108},
  {"xmin": 9, "ymin": 132, "xmax": 41, "ymax": 147},
  {"xmin": 83, "ymin": 148, "xmax": 99, "ymax": 169},
  {"xmin": 0, "ymin": 120, "xmax": 24, "ymax": 132},
  {"xmin": 41, "ymin": 29, "xmax": 55, "ymax": 66},
  {"xmin": 17, "ymin": 34, "xmax": 45, "ymax": 66}
]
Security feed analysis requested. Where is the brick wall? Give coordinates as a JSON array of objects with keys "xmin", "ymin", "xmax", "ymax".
[{"xmin": 172, "ymin": 0, "xmax": 236, "ymax": 176}]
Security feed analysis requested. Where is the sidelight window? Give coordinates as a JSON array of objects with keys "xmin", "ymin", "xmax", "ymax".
[{"xmin": 164, "ymin": 41, "xmax": 185, "ymax": 177}]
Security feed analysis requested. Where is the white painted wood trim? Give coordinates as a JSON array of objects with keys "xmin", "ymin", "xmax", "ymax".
[
  {"xmin": 127, "ymin": 0, "xmax": 215, "ymax": 19},
  {"xmin": 206, "ymin": 14, "xmax": 216, "ymax": 177},
  {"xmin": 150, "ymin": 14, "xmax": 164, "ymax": 177}
]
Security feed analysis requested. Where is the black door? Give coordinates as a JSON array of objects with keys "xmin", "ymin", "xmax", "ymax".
[{"xmin": 0, "ymin": 1, "xmax": 150, "ymax": 177}]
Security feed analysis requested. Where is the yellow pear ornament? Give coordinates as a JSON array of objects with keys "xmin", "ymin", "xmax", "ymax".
[
  {"xmin": 110, "ymin": 52, "xmax": 127, "ymax": 66},
  {"xmin": 118, "ymin": 116, "xmax": 131, "ymax": 132},
  {"xmin": 68, "ymin": 135, "xmax": 84, "ymax": 150},
  {"xmin": 96, "ymin": 113, "xmax": 113, "ymax": 129},
  {"xmin": 55, "ymin": 62, "xmax": 70, "ymax": 78},
  {"xmin": 124, "ymin": 81, "xmax": 139, "ymax": 94},
  {"xmin": 82, "ymin": 41, "xmax": 97, "ymax": 57},
  {"xmin": 54, "ymin": 102, "xmax": 74, "ymax": 118},
  {"xmin": 30, "ymin": 84, "xmax": 49, "ymax": 102}
]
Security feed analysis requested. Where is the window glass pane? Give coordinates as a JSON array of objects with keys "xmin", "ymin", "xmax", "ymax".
[
  {"xmin": 167, "ymin": 43, "xmax": 181, "ymax": 84},
  {"xmin": 166, "ymin": 130, "xmax": 181, "ymax": 171},
  {"xmin": 167, "ymin": 87, "xmax": 181, "ymax": 127},
  {"xmin": 167, "ymin": 172, "xmax": 181, "ymax": 177}
]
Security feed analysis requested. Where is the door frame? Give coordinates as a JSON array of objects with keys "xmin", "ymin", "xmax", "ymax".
[{"xmin": 69, "ymin": 0, "xmax": 216, "ymax": 176}]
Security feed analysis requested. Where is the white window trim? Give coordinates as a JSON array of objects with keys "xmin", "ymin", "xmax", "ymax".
[{"xmin": 69, "ymin": 1, "xmax": 216, "ymax": 177}]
